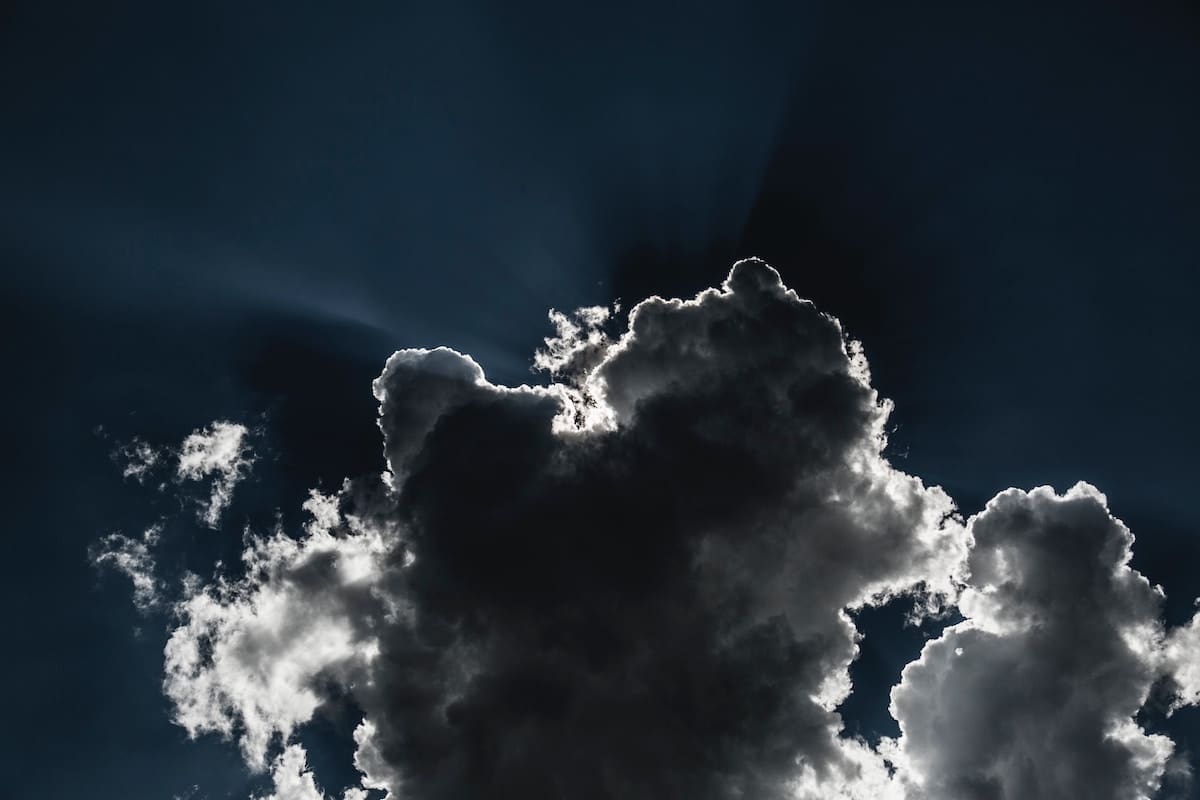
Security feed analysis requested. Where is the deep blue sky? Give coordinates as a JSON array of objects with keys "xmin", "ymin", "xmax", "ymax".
[{"xmin": 2, "ymin": 1, "xmax": 1199, "ymax": 798}]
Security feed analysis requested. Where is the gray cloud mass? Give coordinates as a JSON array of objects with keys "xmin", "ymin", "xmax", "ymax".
[{"xmin": 98, "ymin": 260, "xmax": 1200, "ymax": 799}]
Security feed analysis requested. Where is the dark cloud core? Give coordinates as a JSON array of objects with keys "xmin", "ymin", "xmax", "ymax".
[
  {"xmin": 102, "ymin": 260, "xmax": 1199, "ymax": 800},
  {"xmin": 361, "ymin": 259, "xmax": 962, "ymax": 798}
]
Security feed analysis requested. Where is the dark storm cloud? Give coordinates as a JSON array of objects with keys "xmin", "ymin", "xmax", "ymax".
[
  {"xmin": 118, "ymin": 261, "xmax": 1200, "ymax": 800},
  {"xmin": 158, "ymin": 260, "xmax": 966, "ymax": 799},
  {"xmin": 355, "ymin": 259, "xmax": 964, "ymax": 799}
]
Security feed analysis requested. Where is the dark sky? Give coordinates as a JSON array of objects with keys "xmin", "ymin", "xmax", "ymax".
[{"xmin": 3, "ymin": 1, "xmax": 1199, "ymax": 798}]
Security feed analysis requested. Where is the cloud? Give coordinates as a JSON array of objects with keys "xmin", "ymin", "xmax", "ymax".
[
  {"xmin": 162, "ymin": 488, "xmax": 391, "ymax": 770},
  {"xmin": 90, "ymin": 523, "xmax": 163, "ymax": 611},
  {"xmin": 254, "ymin": 745, "xmax": 329, "ymax": 800},
  {"xmin": 113, "ymin": 436, "xmax": 161, "ymax": 482},
  {"xmin": 885, "ymin": 484, "xmax": 1174, "ymax": 799},
  {"xmin": 107, "ymin": 259, "xmax": 1200, "ymax": 799},
  {"xmin": 1164, "ymin": 604, "xmax": 1200, "ymax": 713},
  {"xmin": 104, "ymin": 419, "xmax": 255, "ymax": 527},
  {"xmin": 252, "ymin": 744, "xmax": 371, "ymax": 800},
  {"xmin": 92, "ymin": 422, "xmax": 257, "ymax": 614},
  {"xmin": 177, "ymin": 420, "xmax": 255, "ymax": 527},
  {"xmin": 151, "ymin": 259, "xmax": 968, "ymax": 798}
]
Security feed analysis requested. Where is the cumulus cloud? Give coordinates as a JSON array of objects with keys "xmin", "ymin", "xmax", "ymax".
[
  {"xmin": 149, "ymin": 260, "xmax": 966, "ymax": 798},
  {"xmin": 163, "ymin": 488, "xmax": 391, "ymax": 770},
  {"xmin": 254, "ymin": 744, "xmax": 369, "ymax": 800},
  {"xmin": 886, "ymin": 484, "xmax": 1174, "ymax": 800},
  {"xmin": 92, "ymin": 422, "xmax": 256, "ymax": 616},
  {"xmin": 1164, "ymin": 605, "xmax": 1200, "ymax": 714},
  {"xmin": 105, "ymin": 260, "xmax": 1200, "ymax": 799}
]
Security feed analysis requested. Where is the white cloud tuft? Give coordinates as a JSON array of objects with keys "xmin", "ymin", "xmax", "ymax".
[
  {"xmin": 176, "ymin": 420, "xmax": 254, "ymax": 527},
  {"xmin": 1164, "ymin": 604, "xmax": 1200, "ymax": 711},
  {"xmin": 114, "ymin": 437, "xmax": 162, "ymax": 482},
  {"xmin": 253, "ymin": 744, "xmax": 369, "ymax": 800},
  {"xmin": 154, "ymin": 260, "xmax": 971, "ymax": 798},
  {"xmin": 90, "ymin": 523, "xmax": 163, "ymax": 611}
]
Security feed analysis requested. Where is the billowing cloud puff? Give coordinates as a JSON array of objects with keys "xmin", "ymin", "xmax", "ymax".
[
  {"xmin": 156, "ymin": 260, "xmax": 968, "ymax": 799},
  {"xmin": 887, "ymin": 484, "xmax": 1174, "ymax": 800},
  {"xmin": 353, "ymin": 259, "xmax": 966, "ymax": 798},
  {"xmin": 253, "ymin": 744, "xmax": 369, "ymax": 800},
  {"xmin": 163, "ymin": 488, "xmax": 392, "ymax": 770},
  {"xmin": 105, "ymin": 260, "xmax": 1200, "ymax": 799},
  {"xmin": 1164, "ymin": 605, "xmax": 1200, "ymax": 719}
]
